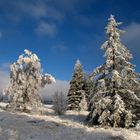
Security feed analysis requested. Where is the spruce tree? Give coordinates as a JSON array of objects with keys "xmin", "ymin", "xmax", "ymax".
[
  {"xmin": 67, "ymin": 59, "xmax": 86, "ymax": 111},
  {"xmin": 5, "ymin": 49, "xmax": 55, "ymax": 113},
  {"xmin": 83, "ymin": 76, "xmax": 94, "ymax": 110},
  {"xmin": 86, "ymin": 15, "xmax": 140, "ymax": 128}
]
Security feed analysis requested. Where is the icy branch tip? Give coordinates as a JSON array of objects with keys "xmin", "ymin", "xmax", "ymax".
[
  {"xmin": 45, "ymin": 74, "xmax": 56, "ymax": 83},
  {"xmin": 24, "ymin": 49, "xmax": 32, "ymax": 55}
]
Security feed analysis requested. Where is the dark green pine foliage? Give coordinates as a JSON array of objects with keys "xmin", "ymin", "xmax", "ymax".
[
  {"xmin": 67, "ymin": 60, "xmax": 86, "ymax": 111},
  {"xmin": 86, "ymin": 15, "xmax": 140, "ymax": 128},
  {"xmin": 83, "ymin": 76, "xmax": 94, "ymax": 110}
]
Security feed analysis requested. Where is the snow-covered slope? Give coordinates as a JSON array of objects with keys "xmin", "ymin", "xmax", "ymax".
[{"xmin": 0, "ymin": 103, "xmax": 139, "ymax": 140}]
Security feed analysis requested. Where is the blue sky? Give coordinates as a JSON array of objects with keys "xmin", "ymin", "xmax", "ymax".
[{"xmin": 0, "ymin": 0, "xmax": 140, "ymax": 80}]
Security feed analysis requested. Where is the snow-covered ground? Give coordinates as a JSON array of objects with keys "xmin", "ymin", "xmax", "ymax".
[{"xmin": 0, "ymin": 103, "xmax": 140, "ymax": 140}]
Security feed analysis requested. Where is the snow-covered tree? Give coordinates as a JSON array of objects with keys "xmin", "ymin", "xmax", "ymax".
[
  {"xmin": 79, "ymin": 90, "xmax": 88, "ymax": 111},
  {"xmin": 67, "ymin": 59, "xmax": 86, "ymax": 111},
  {"xmin": 4, "ymin": 49, "xmax": 55, "ymax": 113},
  {"xmin": 86, "ymin": 15, "xmax": 140, "ymax": 128},
  {"xmin": 83, "ymin": 76, "xmax": 94, "ymax": 110}
]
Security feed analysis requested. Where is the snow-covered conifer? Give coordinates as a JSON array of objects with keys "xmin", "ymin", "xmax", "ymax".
[
  {"xmin": 5, "ymin": 49, "xmax": 55, "ymax": 113},
  {"xmin": 79, "ymin": 90, "xmax": 88, "ymax": 111},
  {"xmin": 67, "ymin": 60, "xmax": 86, "ymax": 111},
  {"xmin": 86, "ymin": 15, "xmax": 140, "ymax": 128},
  {"xmin": 83, "ymin": 76, "xmax": 94, "ymax": 110}
]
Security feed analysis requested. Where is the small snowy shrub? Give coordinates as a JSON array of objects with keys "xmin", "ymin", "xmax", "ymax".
[{"xmin": 53, "ymin": 91, "xmax": 67, "ymax": 115}]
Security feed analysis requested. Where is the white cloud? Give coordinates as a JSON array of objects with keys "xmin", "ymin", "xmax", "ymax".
[
  {"xmin": 48, "ymin": 0, "xmax": 95, "ymax": 12},
  {"xmin": 0, "ymin": 67, "xmax": 70, "ymax": 101},
  {"xmin": 0, "ymin": 71, "xmax": 9, "ymax": 94},
  {"xmin": 0, "ymin": 0, "xmax": 96, "ymax": 38},
  {"xmin": 51, "ymin": 44, "xmax": 67, "ymax": 53},
  {"xmin": 122, "ymin": 22, "xmax": 140, "ymax": 56},
  {"xmin": 0, "ymin": 63, "xmax": 10, "ymax": 93},
  {"xmin": 0, "ymin": 1, "xmax": 64, "ymax": 23},
  {"xmin": 48, "ymin": 0, "xmax": 79, "ymax": 11},
  {"xmin": 40, "ymin": 80, "xmax": 69, "ymax": 101},
  {"xmin": 0, "ymin": 62, "xmax": 10, "ymax": 71},
  {"xmin": 45, "ymin": 7, "xmax": 64, "ymax": 22},
  {"xmin": 35, "ymin": 21, "xmax": 57, "ymax": 37},
  {"xmin": 19, "ymin": 2, "xmax": 47, "ymax": 19},
  {"xmin": 0, "ymin": 0, "xmax": 64, "ymax": 37},
  {"xmin": 20, "ymin": 1, "xmax": 63, "ymax": 21}
]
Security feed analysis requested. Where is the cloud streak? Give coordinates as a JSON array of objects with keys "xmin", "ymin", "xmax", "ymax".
[
  {"xmin": 0, "ymin": 1, "xmax": 63, "ymax": 22},
  {"xmin": 0, "ymin": 67, "xmax": 69, "ymax": 101},
  {"xmin": 0, "ymin": 71, "xmax": 9, "ymax": 94},
  {"xmin": 16, "ymin": 1, "xmax": 64, "ymax": 22},
  {"xmin": 122, "ymin": 22, "xmax": 140, "ymax": 57},
  {"xmin": 35, "ymin": 21, "xmax": 57, "ymax": 37},
  {"xmin": 0, "ymin": 0, "xmax": 96, "ymax": 36},
  {"xmin": 0, "ymin": 0, "xmax": 64, "ymax": 38},
  {"xmin": 40, "ymin": 80, "xmax": 69, "ymax": 101},
  {"xmin": 0, "ymin": 63, "xmax": 10, "ymax": 71}
]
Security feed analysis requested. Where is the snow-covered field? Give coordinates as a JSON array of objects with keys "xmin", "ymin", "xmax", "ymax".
[{"xmin": 0, "ymin": 103, "xmax": 139, "ymax": 140}]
